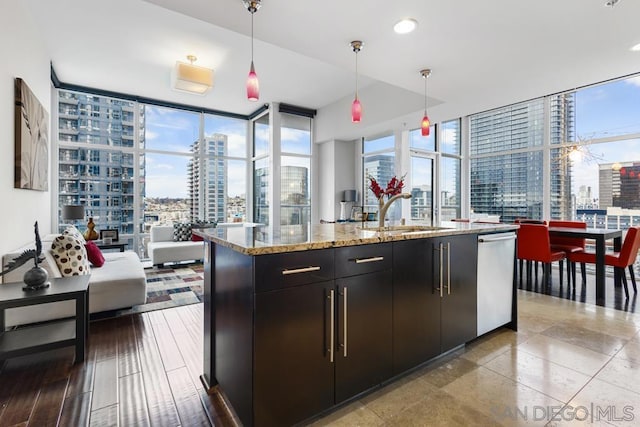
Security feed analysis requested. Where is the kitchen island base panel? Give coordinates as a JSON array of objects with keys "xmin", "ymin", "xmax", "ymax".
[
  {"xmin": 207, "ymin": 243, "xmax": 254, "ymax": 426},
  {"xmin": 199, "ymin": 223, "xmax": 518, "ymax": 426}
]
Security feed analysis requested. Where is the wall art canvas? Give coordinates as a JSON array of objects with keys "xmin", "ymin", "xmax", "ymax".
[{"xmin": 15, "ymin": 78, "xmax": 49, "ymax": 191}]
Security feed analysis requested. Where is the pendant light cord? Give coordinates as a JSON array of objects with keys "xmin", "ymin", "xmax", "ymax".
[
  {"xmin": 424, "ymin": 74, "xmax": 428, "ymax": 115},
  {"xmin": 251, "ymin": 11, "xmax": 254, "ymax": 63},
  {"xmin": 355, "ymin": 49, "xmax": 359, "ymax": 99}
]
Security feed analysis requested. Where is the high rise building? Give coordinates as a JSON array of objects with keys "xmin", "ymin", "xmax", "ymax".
[
  {"xmin": 363, "ymin": 154, "xmax": 395, "ymax": 207},
  {"xmin": 57, "ymin": 90, "xmax": 143, "ymax": 237},
  {"xmin": 188, "ymin": 135, "xmax": 228, "ymax": 222},
  {"xmin": 470, "ymin": 94, "xmax": 575, "ymax": 222},
  {"xmin": 600, "ymin": 162, "xmax": 640, "ymax": 210},
  {"xmin": 254, "ymin": 165, "xmax": 310, "ymax": 226}
]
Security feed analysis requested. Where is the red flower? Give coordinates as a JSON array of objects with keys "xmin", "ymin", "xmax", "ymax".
[{"xmin": 368, "ymin": 174, "xmax": 406, "ymax": 200}]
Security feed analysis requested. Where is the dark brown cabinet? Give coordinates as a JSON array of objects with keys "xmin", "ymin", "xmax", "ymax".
[
  {"xmin": 335, "ymin": 270, "xmax": 393, "ymax": 402},
  {"xmin": 254, "ymin": 281, "xmax": 335, "ymax": 427},
  {"xmin": 252, "ymin": 244, "xmax": 393, "ymax": 426},
  {"xmin": 204, "ymin": 234, "xmax": 483, "ymax": 426},
  {"xmin": 436, "ymin": 234, "xmax": 478, "ymax": 352},
  {"xmin": 392, "ymin": 234, "xmax": 477, "ymax": 374},
  {"xmin": 393, "ymin": 238, "xmax": 440, "ymax": 373}
]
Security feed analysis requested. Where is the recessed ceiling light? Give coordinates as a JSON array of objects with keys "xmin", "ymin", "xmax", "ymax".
[
  {"xmin": 393, "ymin": 18, "xmax": 418, "ymax": 34},
  {"xmin": 631, "ymin": 43, "xmax": 640, "ymax": 52}
]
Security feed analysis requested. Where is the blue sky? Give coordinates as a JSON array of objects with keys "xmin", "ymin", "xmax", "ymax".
[
  {"xmin": 572, "ymin": 75, "xmax": 640, "ymax": 199},
  {"xmin": 143, "ymin": 106, "xmax": 310, "ymax": 198}
]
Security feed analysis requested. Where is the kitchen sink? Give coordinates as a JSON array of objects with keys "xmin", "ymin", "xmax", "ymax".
[{"xmin": 358, "ymin": 225, "xmax": 450, "ymax": 234}]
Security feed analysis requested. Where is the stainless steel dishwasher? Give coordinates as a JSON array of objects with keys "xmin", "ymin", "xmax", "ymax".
[{"xmin": 477, "ymin": 232, "xmax": 516, "ymax": 336}]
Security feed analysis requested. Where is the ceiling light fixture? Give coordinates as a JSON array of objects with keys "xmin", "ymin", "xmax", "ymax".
[
  {"xmin": 172, "ymin": 55, "xmax": 214, "ymax": 95},
  {"xmin": 244, "ymin": 0, "xmax": 261, "ymax": 101},
  {"xmin": 605, "ymin": 0, "xmax": 620, "ymax": 7},
  {"xmin": 631, "ymin": 43, "xmax": 640, "ymax": 52},
  {"xmin": 393, "ymin": 18, "xmax": 418, "ymax": 34},
  {"xmin": 351, "ymin": 40, "xmax": 363, "ymax": 123},
  {"xmin": 420, "ymin": 69, "xmax": 432, "ymax": 136}
]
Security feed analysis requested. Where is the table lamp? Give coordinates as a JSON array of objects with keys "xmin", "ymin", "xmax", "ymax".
[{"xmin": 62, "ymin": 204, "xmax": 85, "ymax": 225}]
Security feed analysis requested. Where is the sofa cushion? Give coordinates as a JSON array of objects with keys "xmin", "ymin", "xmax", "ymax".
[
  {"xmin": 85, "ymin": 241, "xmax": 105, "ymax": 267},
  {"xmin": 51, "ymin": 234, "xmax": 90, "ymax": 276},
  {"xmin": 3, "ymin": 250, "xmax": 147, "ymax": 327},
  {"xmin": 147, "ymin": 240, "xmax": 204, "ymax": 265},
  {"xmin": 173, "ymin": 222, "xmax": 192, "ymax": 242}
]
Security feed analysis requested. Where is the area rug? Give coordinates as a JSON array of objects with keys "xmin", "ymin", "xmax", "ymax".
[{"xmin": 113, "ymin": 263, "xmax": 204, "ymax": 317}]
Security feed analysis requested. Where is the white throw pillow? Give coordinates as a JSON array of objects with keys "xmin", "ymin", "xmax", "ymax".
[
  {"xmin": 51, "ymin": 234, "xmax": 90, "ymax": 277},
  {"xmin": 63, "ymin": 225, "xmax": 86, "ymax": 245}
]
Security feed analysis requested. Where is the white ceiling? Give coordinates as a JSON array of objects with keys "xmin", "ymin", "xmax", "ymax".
[{"xmin": 24, "ymin": 0, "xmax": 640, "ymax": 141}]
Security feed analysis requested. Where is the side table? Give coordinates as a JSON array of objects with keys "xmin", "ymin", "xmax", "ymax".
[
  {"xmin": 96, "ymin": 242, "xmax": 126, "ymax": 252},
  {"xmin": 0, "ymin": 275, "xmax": 90, "ymax": 364}
]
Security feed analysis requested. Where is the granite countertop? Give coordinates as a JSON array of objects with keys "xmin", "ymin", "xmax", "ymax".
[{"xmin": 194, "ymin": 221, "xmax": 518, "ymax": 256}]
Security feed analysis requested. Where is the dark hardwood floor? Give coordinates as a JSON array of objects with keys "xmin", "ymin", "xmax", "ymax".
[{"xmin": 0, "ymin": 304, "xmax": 238, "ymax": 427}]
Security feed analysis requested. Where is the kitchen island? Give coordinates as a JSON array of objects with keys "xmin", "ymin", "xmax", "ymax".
[{"xmin": 196, "ymin": 221, "xmax": 518, "ymax": 427}]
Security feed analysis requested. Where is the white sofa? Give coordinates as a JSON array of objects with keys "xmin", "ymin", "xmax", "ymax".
[
  {"xmin": 1, "ymin": 235, "xmax": 146, "ymax": 327},
  {"xmin": 147, "ymin": 225, "xmax": 205, "ymax": 267}
]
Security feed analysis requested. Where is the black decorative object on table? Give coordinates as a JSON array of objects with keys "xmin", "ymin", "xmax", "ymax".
[{"xmin": 0, "ymin": 221, "xmax": 49, "ymax": 291}]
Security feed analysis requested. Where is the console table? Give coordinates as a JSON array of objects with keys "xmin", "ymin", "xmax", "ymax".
[
  {"xmin": 96, "ymin": 242, "xmax": 126, "ymax": 252},
  {"xmin": 0, "ymin": 275, "xmax": 90, "ymax": 364}
]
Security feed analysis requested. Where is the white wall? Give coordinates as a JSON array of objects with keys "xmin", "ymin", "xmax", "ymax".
[
  {"xmin": 317, "ymin": 139, "xmax": 358, "ymax": 222},
  {"xmin": 0, "ymin": 3, "xmax": 51, "ymax": 258}
]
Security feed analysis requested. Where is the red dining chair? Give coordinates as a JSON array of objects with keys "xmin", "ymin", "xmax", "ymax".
[
  {"xmin": 549, "ymin": 220, "xmax": 587, "ymax": 288},
  {"xmin": 517, "ymin": 223, "xmax": 566, "ymax": 288},
  {"xmin": 515, "ymin": 219, "xmax": 548, "ymax": 285},
  {"xmin": 568, "ymin": 226, "xmax": 640, "ymax": 299}
]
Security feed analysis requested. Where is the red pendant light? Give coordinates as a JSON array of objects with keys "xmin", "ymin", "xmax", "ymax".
[
  {"xmin": 420, "ymin": 69, "xmax": 432, "ymax": 136},
  {"xmin": 421, "ymin": 115, "xmax": 430, "ymax": 136},
  {"xmin": 350, "ymin": 41, "xmax": 363, "ymax": 123},
  {"xmin": 352, "ymin": 98, "xmax": 362, "ymax": 123},
  {"xmin": 247, "ymin": 60, "xmax": 259, "ymax": 101},
  {"xmin": 244, "ymin": 1, "xmax": 261, "ymax": 101}
]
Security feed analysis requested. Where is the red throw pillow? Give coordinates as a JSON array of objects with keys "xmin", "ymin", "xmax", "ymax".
[
  {"xmin": 191, "ymin": 233, "xmax": 204, "ymax": 242},
  {"xmin": 85, "ymin": 241, "xmax": 105, "ymax": 267}
]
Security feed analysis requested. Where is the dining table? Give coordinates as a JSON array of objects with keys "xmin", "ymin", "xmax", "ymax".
[{"xmin": 548, "ymin": 227, "xmax": 623, "ymax": 306}]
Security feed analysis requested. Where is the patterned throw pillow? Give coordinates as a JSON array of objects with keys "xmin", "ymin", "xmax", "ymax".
[
  {"xmin": 63, "ymin": 225, "xmax": 87, "ymax": 245},
  {"xmin": 173, "ymin": 222, "xmax": 192, "ymax": 242},
  {"xmin": 51, "ymin": 234, "xmax": 90, "ymax": 276}
]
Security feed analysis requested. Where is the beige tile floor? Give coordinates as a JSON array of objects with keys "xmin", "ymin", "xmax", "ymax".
[{"xmin": 311, "ymin": 290, "xmax": 640, "ymax": 426}]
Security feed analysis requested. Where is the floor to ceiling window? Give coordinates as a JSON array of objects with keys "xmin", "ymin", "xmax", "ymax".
[
  {"xmin": 280, "ymin": 113, "xmax": 311, "ymax": 227},
  {"xmin": 56, "ymin": 89, "xmax": 249, "ymax": 257},
  {"xmin": 469, "ymin": 73, "xmax": 640, "ymax": 226},
  {"xmin": 253, "ymin": 113, "xmax": 270, "ymax": 225},
  {"xmin": 409, "ymin": 126, "xmax": 435, "ymax": 223},
  {"xmin": 363, "ymin": 134, "xmax": 396, "ymax": 220},
  {"xmin": 440, "ymin": 119, "xmax": 462, "ymax": 221},
  {"xmin": 564, "ymin": 75, "xmax": 640, "ymax": 227},
  {"xmin": 470, "ymin": 100, "xmax": 546, "ymax": 223}
]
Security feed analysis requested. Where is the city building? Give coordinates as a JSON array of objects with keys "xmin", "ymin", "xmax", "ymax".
[
  {"xmin": 470, "ymin": 94, "xmax": 575, "ymax": 223},
  {"xmin": 188, "ymin": 135, "xmax": 228, "ymax": 222},
  {"xmin": 57, "ymin": 90, "xmax": 143, "ymax": 243},
  {"xmin": 600, "ymin": 162, "xmax": 640, "ymax": 210}
]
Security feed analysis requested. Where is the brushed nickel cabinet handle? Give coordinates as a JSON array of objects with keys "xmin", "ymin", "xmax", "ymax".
[
  {"xmin": 343, "ymin": 286, "xmax": 348, "ymax": 358},
  {"xmin": 281, "ymin": 266, "xmax": 321, "ymax": 275},
  {"xmin": 447, "ymin": 242, "xmax": 451, "ymax": 295},
  {"xmin": 329, "ymin": 289, "xmax": 334, "ymax": 363},
  {"xmin": 354, "ymin": 256, "xmax": 384, "ymax": 264},
  {"xmin": 439, "ymin": 242, "xmax": 444, "ymax": 298}
]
